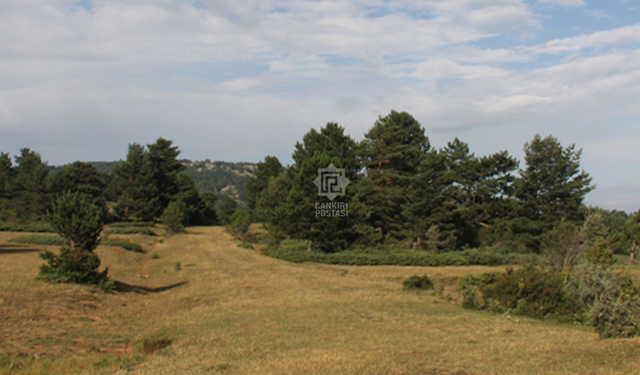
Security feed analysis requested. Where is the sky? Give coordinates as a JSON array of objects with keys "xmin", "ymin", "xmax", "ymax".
[{"xmin": 1, "ymin": 0, "xmax": 639, "ymax": 211}]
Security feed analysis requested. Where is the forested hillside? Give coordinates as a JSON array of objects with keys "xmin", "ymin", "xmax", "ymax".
[
  {"xmin": 181, "ymin": 160, "xmax": 255, "ymax": 201},
  {"xmin": 50, "ymin": 160, "xmax": 256, "ymax": 202}
]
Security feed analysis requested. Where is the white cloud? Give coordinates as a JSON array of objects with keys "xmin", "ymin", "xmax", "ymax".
[
  {"xmin": 585, "ymin": 9, "xmax": 613, "ymax": 20},
  {"xmin": 536, "ymin": 0, "xmax": 585, "ymax": 6},
  {"xmin": 535, "ymin": 24, "xmax": 640, "ymax": 54},
  {"xmin": 412, "ymin": 58, "xmax": 511, "ymax": 80},
  {"xmin": 1, "ymin": 0, "xmax": 640, "ymax": 210}
]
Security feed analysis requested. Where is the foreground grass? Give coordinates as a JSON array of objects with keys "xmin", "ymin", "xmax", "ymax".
[{"xmin": 2, "ymin": 229, "xmax": 640, "ymax": 374}]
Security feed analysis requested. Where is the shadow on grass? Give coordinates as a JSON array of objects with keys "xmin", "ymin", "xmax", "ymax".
[
  {"xmin": 113, "ymin": 281, "xmax": 188, "ymax": 294},
  {"xmin": 0, "ymin": 244, "xmax": 41, "ymax": 254}
]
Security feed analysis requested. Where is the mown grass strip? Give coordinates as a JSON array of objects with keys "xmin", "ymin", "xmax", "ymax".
[
  {"xmin": 10, "ymin": 235, "xmax": 65, "ymax": 246},
  {"xmin": 10, "ymin": 235, "xmax": 144, "ymax": 253},
  {"xmin": 0, "ymin": 221, "xmax": 54, "ymax": 233},
  {"xmin": 103, "ymin": 227, "xmax": 156, "ymax": 236}
]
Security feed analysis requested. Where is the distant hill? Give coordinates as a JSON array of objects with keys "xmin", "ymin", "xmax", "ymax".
[
  {"xmin": 49, "ymin": 160, "xmax": 256, "ymax": 202},
  {"xmin": 181, "ymin": 159, "xmax": 256, "ymax": 201}
]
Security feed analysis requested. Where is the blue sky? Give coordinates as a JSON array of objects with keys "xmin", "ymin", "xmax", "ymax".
[{"xmin": 1, "ymin": 0, "xmax": 639, "ymax": 210}]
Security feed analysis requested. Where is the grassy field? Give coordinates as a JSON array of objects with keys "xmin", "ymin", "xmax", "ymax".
[{"xmin": 1, "ymin": 227, "xmax": 640, "ymax": 374}]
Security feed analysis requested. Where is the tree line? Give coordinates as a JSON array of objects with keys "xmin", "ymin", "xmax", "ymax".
[
  {"xmin": 0, "ymin": 138, "xmax": 219, "ymax": 231},
  {"xmin": 247, "ymin": 110, "xmax": 640, "ymax": 259}
]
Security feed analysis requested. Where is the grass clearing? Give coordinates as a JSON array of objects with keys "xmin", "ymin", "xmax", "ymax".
[{"xmin": 2, "ymin": 228, "xmax": 640, "ymax": 374}]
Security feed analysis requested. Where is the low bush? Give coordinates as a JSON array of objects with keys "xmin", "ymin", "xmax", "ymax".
[
  {"xmin": 262, "ymin": 246, "xmax": 509, "ymax": 267},
  {"xmin": 590, "ymin": 297, "xmax": 640, "ymax": 339},
  {"xmin": 567, "ymin": 264, "xmax": 640, "ymax": 338},
  {"xmin": 101, "ymin": 239, "xmax": 144, "ymax": 253},
  {"xmin": 460, "ymin": 266, "xmax": 583, "ymax": 322},
  {"xmin": 228, "ymin": 210, "xmax": 251, "ymax": 239},
  {"xmin": 403, "ymin": 275, "xmax": 434, "ymax": 290},
  {"xmin": 38, "ymin": 248, "xmax": 114, "ymax": 292}
]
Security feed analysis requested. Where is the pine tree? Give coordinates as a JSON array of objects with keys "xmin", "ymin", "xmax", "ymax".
[
  {"xmin": 7, "ymin": 148, "xmax": 50, "ymax": 220},
  {"xmin": 37, "ymin": 192, "xmax": 112, "ymax": 291},
  {"xmin": 277, "ymin": 123, "xmax": 367, "ymax": 252},
  {"xmin": 0, "ymin": 153, "xmax": 14, "ymax": 221},
  {"xmin": 514, "ymin": 134, "xmax": 594, "ymax": 250},
  {"xmin": 147, "ymin": 137, "xmax": 185, "ymax": 216},
  {"xmin": 218, "ymin": 195, "xmax": 238, "ymax": 225},
  {"xmin": 358, "ymin": 111, "xmax": 430, "ymax": 240},
  {"xmin": 0, "ymin": 152, "xmax": 12, "ymax": 200},
  {"xmin": 402, "ymin": 150, "xmax": 457, "ymax": 250},
  {"xmin": 439, "ymin": 139, "xmax": 519, "ymax": 247},
  {"xmin": 110, "ymin": 143, "xmax": 158, "ymax": 221},
  {"xmin": 246, "ymin": 156, "xmax": 284, "ymax": 221},
  {"xmin": 47, "ymin": 161, "xmax": 107, "ymax": 211},
  {"xmin": 516, "ymin": 134, "xmax": 593, "ymax": 223}
]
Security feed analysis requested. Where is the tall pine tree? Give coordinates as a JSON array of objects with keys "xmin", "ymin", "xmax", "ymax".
[
  {"xmin": 147, "ymin": 137, "xmax": 185, "ymax": 216},
  {"xmin": 512, "ymin": 134, "xmax": 593, "ymax": 251},
  {"xmin": 358, "ymin": 111, "xmax": 430, "ymax": 240},
  {"xmin": 110, "ymin": 143, "xmax": 158, "ymax": 221}
]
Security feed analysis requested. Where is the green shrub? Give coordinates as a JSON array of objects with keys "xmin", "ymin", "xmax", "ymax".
[
  {"xmin": 228, "ymin": 210, "xmax": 251, "ymax": 239},
  {"xmin": 590, "ymin": 297, "xmax": 640, "ymax": 339},
  {"xmin": 174, "ymin": 261, "xmax": 182, "ymax": 271},
  {"xmin": 460, "ymin": 267, "xmax": 583, "ymax": 322},
  {"xmin": 459, "ymin": 249, "xmax": 502, "ymax": 266},
  {"xmin": 567, "ymin": 264, "xmax": 640, "ymax": 338},
  {"xmin": 38, "ymin": 248, "xmax": 114, "ymax": 292},
  {"xmin": 403, "ymin": 275, "xmax": 434, "ymax": 290},
  {"xmin": 160, "ymin": 201, "xmax": 186, "ymax": 235},
  {"xmin": 10, "ymin": 235, "xmax": 65, "ymax": 246},
  {"xmin": 101, "ymin": 239, "xmax": 144, "ymax": 253},
  {"xmin": 37, "ymin": 192, "xmax": 113, "ymax": 292},
  {"xmin": 262, "ymin": 245, "xmax": 506, "ymax": 267},
  {"xmin": 151, "ymin": 252, "xmax": 160, "ymax": 259}
]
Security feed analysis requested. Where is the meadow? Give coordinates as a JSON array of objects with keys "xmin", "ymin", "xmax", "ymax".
[{"xmin": 1, "ymin": 227, "xmax": 640, "ymax": 375}]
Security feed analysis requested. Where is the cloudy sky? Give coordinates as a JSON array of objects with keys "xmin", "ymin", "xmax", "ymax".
[{"xmin": 1, "ymin": 0, "xmax": 639, "ymax": 210}]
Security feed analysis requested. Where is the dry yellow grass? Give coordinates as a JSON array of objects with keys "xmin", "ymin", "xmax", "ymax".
[{"xmin": 2, "ymin": 227, "xmax": 640, "ymax": 374}]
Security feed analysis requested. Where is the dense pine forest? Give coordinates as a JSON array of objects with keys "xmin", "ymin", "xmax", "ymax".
[
  {"xmin": 247, "ymin": 111, "xmax": 638, "ymax": 261},
  {"xmin": 1, "ymin": 110, "xmax": 638, "ymax": 260}
]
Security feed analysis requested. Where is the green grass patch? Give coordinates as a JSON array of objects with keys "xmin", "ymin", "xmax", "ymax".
[
  {"xmin": 0, "ymin": 221, "xmax": 54, "ymax": 233},
  {"xmin": 106, "ymin": 221, "xmax": 155, "ymax": 228},
  {"xmin": 403, "ymin": 274, "xmax": 434, "ymax": 290},
  {"xmin": 10, "ymin": 235, "xmax": 66, "ymax": 246},
  {"xmin": 100, "ymin": 239, "xmax": 144, "ymax": 253},
  {"xmin": 9, "ymin": 235, "xmax": 144, "ymax": 253},
  {"xmin": 104, "ymin": 227, "xmax": 156, "ymax": 236},
  {"xmin": 0, "ymin": 353, "xmax": 144, "ymax": 374}
]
